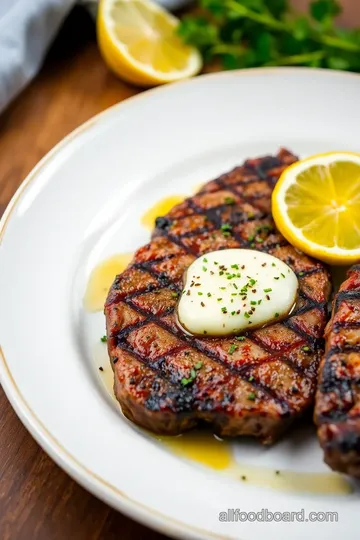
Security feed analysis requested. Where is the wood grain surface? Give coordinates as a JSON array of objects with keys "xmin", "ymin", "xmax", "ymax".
[{"xmin": 0, "ymin": 7, "xmax": 168, "ymax": 540}]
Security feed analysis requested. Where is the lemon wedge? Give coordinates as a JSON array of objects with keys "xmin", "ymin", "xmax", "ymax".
[
  {"xmin": 97, "ymin": 0, "xmax": 202, "ymax": 86},
  {"xmin": 272, "ymin": 152, "xmax": 360, "ymax": 265}
]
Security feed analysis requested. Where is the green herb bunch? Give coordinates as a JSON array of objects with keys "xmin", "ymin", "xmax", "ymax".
[{"xmin": 178, "ymin": 0, "xmax": 360, "ymax": 71}]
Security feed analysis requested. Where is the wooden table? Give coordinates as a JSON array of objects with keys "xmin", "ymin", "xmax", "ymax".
[{"xmin": 0, "ymin": 7, "xmax": 169, "ymax": 540}]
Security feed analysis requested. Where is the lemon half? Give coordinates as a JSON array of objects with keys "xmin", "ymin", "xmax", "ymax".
[
  {"xmin": 272, "ymin": 152, "xmax": 360, "ymax": 265},
  {"xmin": 97, "ymin": 0, "xmax": 202, "ymax": 86}
]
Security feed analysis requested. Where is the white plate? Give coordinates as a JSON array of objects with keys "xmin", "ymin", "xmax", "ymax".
[{"xmin": 1, "ymin": 68, "xmax": 360, "ymax": 540}]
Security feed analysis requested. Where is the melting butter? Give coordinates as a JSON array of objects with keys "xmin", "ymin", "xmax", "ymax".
[
  {"xmin": 157, "ymin": 432, "xmax": 231, "ymax": 470},
  {"xmin": 178, "ymin": 249, "xmax": 298, "ymax": 336},
  {"xmin": 83, "ymin": 253, "xmax": 133, "ymax": 312},
  {"xmin": 157, "ymin": 432, "xmax": 352, "ymax": 495},
  {"xmin": 141, "ymin": 195, "xmax": 185, "ymax": 230},
  {"xmin": 93, "ymin": 342, "xmax": 351, "ymax": 496}
]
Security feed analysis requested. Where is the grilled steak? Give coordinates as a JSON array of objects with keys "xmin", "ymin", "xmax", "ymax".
[
  {"xmin": 105, "ymin": 148, "xmax": 331, "ymax": 443},
  {"xmin": 315, "ymin": 265, "xmax": 360, "ymax": 475}
]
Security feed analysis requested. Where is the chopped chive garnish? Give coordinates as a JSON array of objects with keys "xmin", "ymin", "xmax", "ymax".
[
  {"xmin": 264, "ymin": 288, "xmax": 272, "ymax": 293},
  {"xmin": 228, "ymin": 344, "xmax": 238, "ymax": 354},
  {"xmin": 224, "ymin": 196, "xmax": 235, "ymax": 205},
  {"xmin": 247, "ymin": 392, "xmax": 256, "ymax": 401},
  {"xmin": 100, "ymin": 335, "xmax": 107, "ymax": 343}
]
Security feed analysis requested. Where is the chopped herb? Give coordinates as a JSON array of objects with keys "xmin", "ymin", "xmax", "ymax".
[
  {"xmin": 221, "ymin": 306, "xmax": 228, "ymax": 313},
  {"xmin": 198, "ymin": 292, "xmax": 203, "ymax": 296},
  {"xmin": 231, "ymin": 264, "xmax": 239, "ymax": 270},
  {"xmin": 231, "ymin": 310, "xmax": 236, "ymax": 315},
  {"xmin": 207, "ymin": 292, "xmax": 212, "ymax": 297},
  {"xmin": 220, "ymin": 223, "xmax": 232, "ymax": 236},
  {"xmin": 264, "ymin": 288, "xmax": 272, "ymax": 293},
  {"xmin": 248, "ymin": 375, "xmax": 254, "ymax": 382},
  {"xmin": 275, "ymin": 312, "xmax": 280, "ymax": 318},
  {"xmin": 244, "ymin": 312, "xmax": 251, "ymax": 319},
  {"xmin": 172, "ymin": 292, "xmax": 179, "ymax": 298},
  {"xmin": 302, "ymin": 345, "xmax": 310, "ymax": 352},
  {"xmin": 217, "ymin": 298, "xmax": 222, "ymax": 301},
  {"xmin": 202, "ymin": 266, "xmax": 207, "ymax": 272},
  {"xmin": 281, "ymin": 273, "xmax": 285, "ymax": 278},
  {"xmin": 100, "ymin": 335, "xmax": 107, "ymax": 343},
  {"xmin": 203, "ymin": 257, "xmax": 208, "ymax": 263},
  {"xmin": 250, "ymin": 301, "xmax": 257, "ymax": 306},
  {"xmin": 194, "ymin": 361, "xmax": 203, "ymax": 370},
  {"xmin": 224, "ymin": 196, "xmax": 235, "ymax": 205},
  {"xmin": 258, "ymin": 299, "xmax": 262, "ymax": 305},
  {"xmin": 272, "ymin": 263, "xmax": 276, "ymax": 267},
  {"xmin": 236, "ymin": 336, "xmax": 245, "ymax": 341},
  {"xmin": 229, "ymin": 344, "xmax": 238, "ymax": 354},
  {"xmin": 299, "ymin": 271, "xmax": 305, "ymax": 276},
  {"xmin": 247, "ymin": 392, "xmax": 256, "ymax": 401},
  {"xmin": 241, "ymin": 475, "xmax": 247, "ymax": 481},
  {"xmin": 181, "ymin": 375, "xmax": 195, "ymax": 386}
]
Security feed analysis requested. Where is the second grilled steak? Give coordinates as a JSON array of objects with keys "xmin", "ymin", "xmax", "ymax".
[
  {"xmin": 105, "ymin": 148, "xmax": 332, "ymax": 443},
  {"xmin": 315, "ymin": 265, "xmax": 360, "ymax": 476}
]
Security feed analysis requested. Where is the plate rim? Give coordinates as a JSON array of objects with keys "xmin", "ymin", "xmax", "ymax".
[{"xmin": 1, "ymin": 67, "xmax": 360, "ymax": 540}]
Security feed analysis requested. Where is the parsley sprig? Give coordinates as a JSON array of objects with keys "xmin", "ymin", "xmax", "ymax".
[{"xmin": 178, "ymin": 0, "xmax": 360, "ymax": 71}]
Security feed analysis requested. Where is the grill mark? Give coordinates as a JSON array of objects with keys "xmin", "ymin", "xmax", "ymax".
[
  {"xmin": 335, "ymin": 290, "xmax": 360, "ymax": 311},
  {"xmin": 107, "ymin": 150, "xmax": 330, "ymax": 430},
  {"xmin": 327, "ymin": 344, "xmax": 360, "ymax": 356},
  {"xmin": 248, "ymin": 333, "xmax": 311, "ymax": 377},
  {"xmin": 317, "ymin": 409, "xmax": 356, "ymax": 424},
  {"xmin": 283, "ymin": 318, "xmax": 324, "ymax": 350},
  {"xmin": 334, "ymin": 321, "xmax": 360, "ymax": 330},
  {"xmin": 116, "ymin": 321, "xmax": 291, "ymax": 415}
]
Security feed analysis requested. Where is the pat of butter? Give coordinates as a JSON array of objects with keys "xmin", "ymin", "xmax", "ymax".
[{"xmin": 177, "ymin": 249, "xmax": 298, "ymax": 336}]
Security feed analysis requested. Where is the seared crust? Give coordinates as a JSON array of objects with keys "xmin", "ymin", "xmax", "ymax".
[
  {"xmin": 105, "ymin": 149, "xmax": 332, "ymax": 443},
  {"xmin": 315, "ymin": 265, "xmax": 360, "ymax": 476}
]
